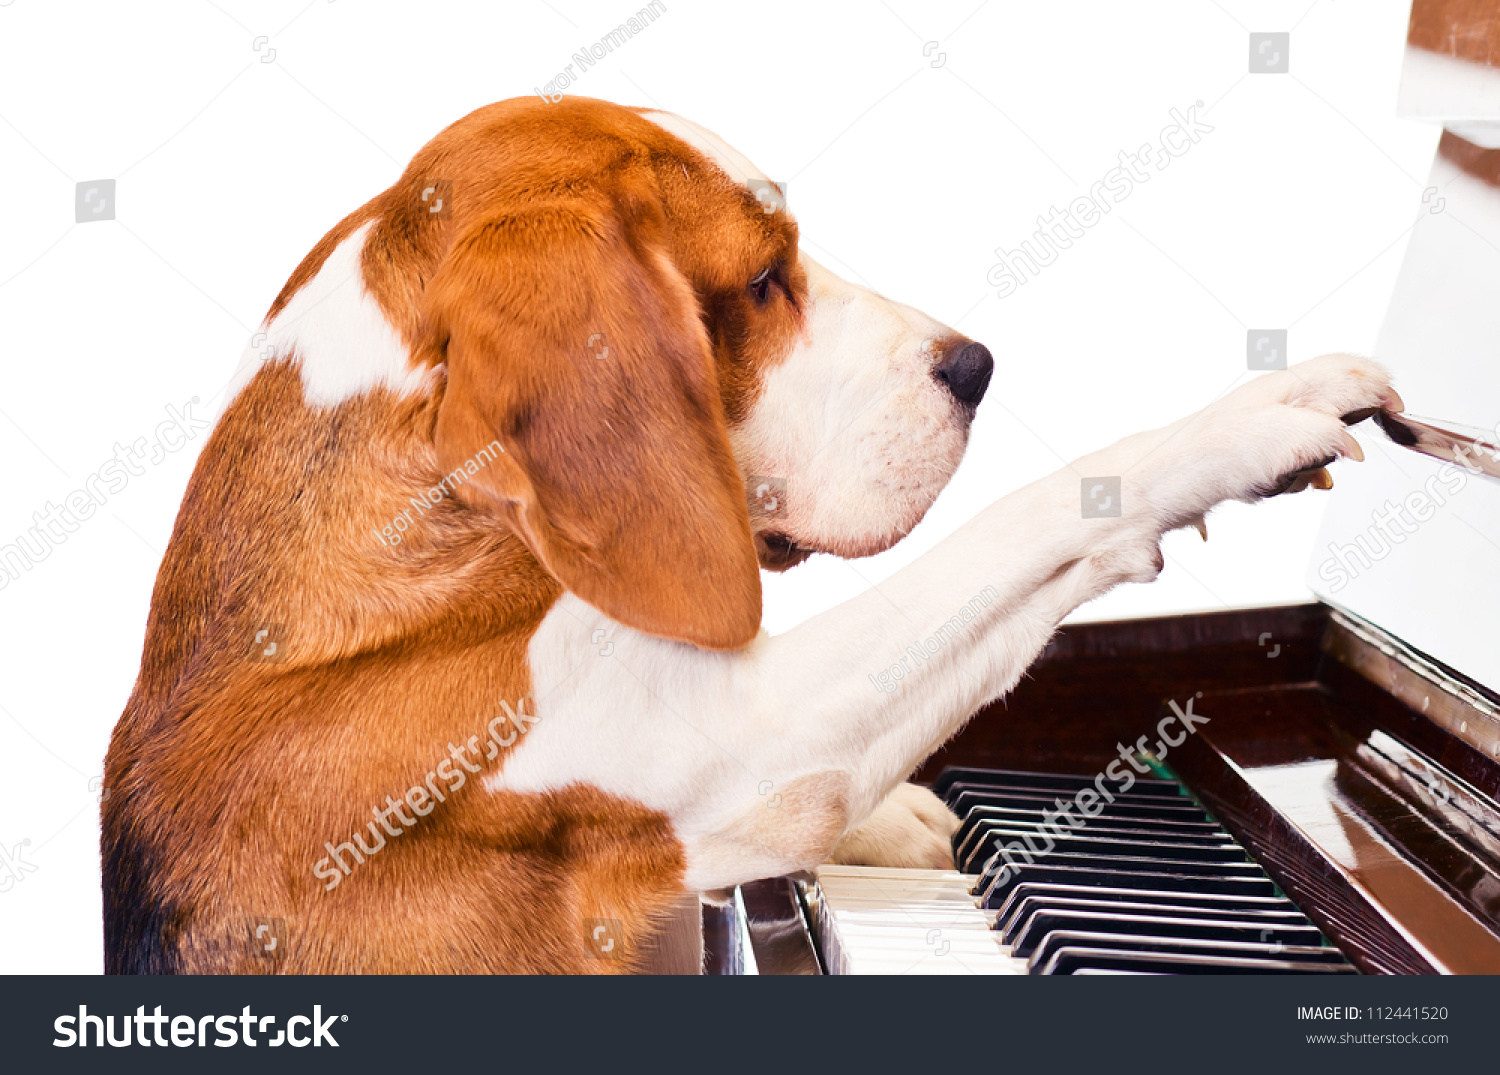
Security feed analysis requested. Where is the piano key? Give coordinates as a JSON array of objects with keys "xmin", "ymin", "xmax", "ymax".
[
  {"xmin": 991, "ymin": 882, "xmax": 1302, "ymax": 926},
  {"xmin": 953, "ymin": 805, "xmax": 1226, "ymax": 857},
  {"xmin": 977, "ymin": 861, "xmax": 1280, "ymax": 905},
  {"xmin": 945, "ymin": 778, "xmax": 1208, "ymax": 802},
  {"xmin": 832, "ymin": 955, "xmax": 1024, "ymax": 975},
  {"xmin": 816, "ymin": 867, "xmax": 983, "ymax": 906},
  {"xmin": 1034, "ymin": 947, "xmax": 1359, "ymax": 975},
  {"xmin": 931, "ymin": 767, "xmax": 1183, "ymax": 800},
  {"xmin": 1009, "ymin": 910, "xmax": 1326, "ymax": 957},
  {"xmin": 960, "ymin": 831, "xmax": 1248, "ymax": 875},
  {"xmin": 958, "ymin": 816, "xmax": 1237, "ymax": 844},
  {"xmin": 949, "ymin": 788, "xmax": 1212, "ymax": 825},
  {"xmin": 998, "ymin": 896, "xmax": 1313, "ymax": 948},
  {"xmin": 833, "ymin": 909, "xmax": 995, "ymax": 931},
  {"xmin": 833, "ymin": 928, "xmax": 1013, "ymax": 951},
  {"xmin": 958, "ymin": 826, "xmax": 1251, "ymax": 874},
  {"xmin": 945, "ymin": 781, "xmax": 1201, "ymax": 809},
  {"xmin": 951, "ymin": 800, "xmax": 1229, "ymax": 832},
  {"xmin": 953, "ymin": 819, "xmax": 1237, "ymax": 872},
  {"xmin": 976, "ymin": 848, "xmax": 1269, "ymax": 890},
  {"xmin": 957, "ymin": 824, "xmax": 1237, "ymax": 871},
  {"xmin": 1028, "ymin": 929, "xmax": 1349, "ymax": 969},
  {"xmin": 805, "ymin": 866, "xmax": 1027, "ymax": 975}
]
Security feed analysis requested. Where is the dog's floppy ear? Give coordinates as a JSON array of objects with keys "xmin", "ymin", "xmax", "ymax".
[{"xmin": 422, "ymin": 190, "xmax": 761, "ymax": 650}]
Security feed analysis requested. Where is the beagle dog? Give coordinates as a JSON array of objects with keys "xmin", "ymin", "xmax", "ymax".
[{"xmin": 102, "ymin": 96, "xmax": 1398, "ymax": 973}]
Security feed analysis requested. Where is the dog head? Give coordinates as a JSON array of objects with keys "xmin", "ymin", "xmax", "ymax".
[{"xmin": 413, "ymin": 98, "xmax": 991, "ymax": 649}]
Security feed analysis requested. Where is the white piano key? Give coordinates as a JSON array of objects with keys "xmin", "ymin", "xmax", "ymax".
[{"xmin": 807, "ymin": 865, "xmax": 1026, "ymax": 975}]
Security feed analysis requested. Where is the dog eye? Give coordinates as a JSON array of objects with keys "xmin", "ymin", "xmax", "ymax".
[{"xmin": 749, "ymin": 267, "xmax": 773, "ymax": 304}]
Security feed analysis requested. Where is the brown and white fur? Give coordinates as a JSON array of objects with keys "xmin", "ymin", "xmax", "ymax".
[{"xmin": 102, "ymin": 96, "xmax": 1398, "ymax": 973}]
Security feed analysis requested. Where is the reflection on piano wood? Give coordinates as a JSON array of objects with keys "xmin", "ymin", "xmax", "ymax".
[{"xmin": 732, "ymin": 604, "xmax": 1500, "ymax": 974}]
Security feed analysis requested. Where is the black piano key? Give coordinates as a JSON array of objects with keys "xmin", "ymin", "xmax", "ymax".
[
  {"xmin": 942, "ymin": 785, "xmax": 1188, "ymax": 809},
  {"xmin": 961, "ymin": 828, "xmax": 1248, "ymax": 875},
  {"xmin": 998, "ymin": 897, "xmax": 1313, "ymax": 948},
  {"xmin": 949, "ymin": 788, "xmax": 1212, "ymax": 824},
  {"xmin": 953, "ymin": 803, "xmax": 1220, "ymax": 857},
  {"xmin": 941, "ymin": 774, "xmax": 1183, "ymax": 797},
  {"xmin": 991, "ymin": 882, "xmax": 1300, "ymax": 925},
  {"xmin": 974, "ymin": 849, "xmax": 1268, "ymax": 894},
  {"xmin": 977, "ymin": 861, "xmax": 1279, "ymax": 906},
  {"xmin": 929, "ymin": 765, "xmax": 1356, "ymax": 975},
  {"xmin": 1028, "ymin": 930, "xmax": 1348, "ymax": 971},
  {"xmin": 954, "ymin": 805, "xmax": 1228, "ymax": 853},
  {"xmin": 953, "ymin": 818, "xmax": 1235, "ymax": 870},
  {"xmin": 1031, "ymin": 930, "xmax": 1348, "ymax": 968},
  {"xmin": 932, "ymin": 767, "xmax": 1185, "ymax": 800},
  {"xmin": 960, "ymin": 826, "xmax": 1251, "ymax": 875},
  {"xmin": 944, "ymin": 780, "xmax": 1192, "ymax": 809},
  {"xmin": 956, "ymin": 809, "xmax": 1228, "ymax": 834},
  {"xmin": 960, "ymin": 809, "xmax": 1230, "ymax": 857},
  {"xmin": 953, "ymin": 806, "xmax": 1231, "ymax": 840},
  {"xmin": 1009, "ymin": 911, "xmax": 1326, "ymax": 957},
  {"xmin": 1035, "ymin": 945, "xmax": 1358, "ymax": 975}
]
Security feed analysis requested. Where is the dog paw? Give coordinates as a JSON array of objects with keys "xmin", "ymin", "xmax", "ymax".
[
  {"xmin": 826, "ymin": 782, "xmax": 958, "ymax": 870},
  {"xmin": 1215, "ymin": 351, "xmax": 1399, "ymax": 416},
  {"xmin": 1145, "ymin": 354, "xmax": 1399, "ymax": 526}
]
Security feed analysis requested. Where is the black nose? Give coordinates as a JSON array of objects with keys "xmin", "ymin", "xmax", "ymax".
[{"xmin": 934, "ymin": 341, "xmax": 993, "ymax": 406}]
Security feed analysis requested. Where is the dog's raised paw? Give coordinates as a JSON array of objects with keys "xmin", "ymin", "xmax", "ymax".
[
  {"xmin": 826, "ymin": 782, "xmax": 958, "ymax": 870},
  {"xmin": 1142, "ymin": 354, "xmax": 1398, "ymax": 525}
]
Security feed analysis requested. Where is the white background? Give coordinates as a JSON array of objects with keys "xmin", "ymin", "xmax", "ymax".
[{"xmin": 0, "ymin": 0, "xmax": 1436, "ymax": 972}]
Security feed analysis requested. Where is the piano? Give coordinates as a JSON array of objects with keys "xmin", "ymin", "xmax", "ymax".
[
  {"xmin": 716, "ymin": 602, "xmax": 1500, "ymax": 975},
  {"xmin": 693, "ymin": 0, "xmax": 1500, "ymax": 976}
]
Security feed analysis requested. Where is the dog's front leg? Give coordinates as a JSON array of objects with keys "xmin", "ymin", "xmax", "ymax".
[
  {"xmin": 512, "ymin": 356, "xmax": 1395, "ymax": 892},
  {"xmin": 692, "ymin": 355, "xmax": 1396, "ymax": 887},
  {"xmin": 511, "ymin": 486, "xmax": 1152, "ymax": 891},
  {"xmin": 740, "ymin": 484, "xmax": 1163, "ymax": 869}
]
